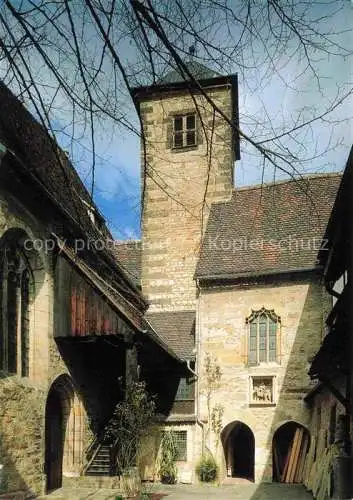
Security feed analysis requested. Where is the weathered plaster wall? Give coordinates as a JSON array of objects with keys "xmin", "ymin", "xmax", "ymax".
[{"xmin": 197, "ymin": 275, "xmax": 330, "ymax": 482}]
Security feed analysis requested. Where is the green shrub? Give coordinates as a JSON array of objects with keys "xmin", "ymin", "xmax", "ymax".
[
  {"xmin": 196, "ymin": 455, "xmax": 218, "ymax": 482},
  {"xmin": 159, "ymin": 431, "xmax": 177, "ymax": 484},
  {"xmin": 104, "ymin": 380, "xmax": 155, "ymax": 474}
]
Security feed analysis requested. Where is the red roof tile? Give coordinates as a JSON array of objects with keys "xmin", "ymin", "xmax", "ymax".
[
  {"xmin": 196, "ymin": 174, "xmax": 341, "ymax": 279},
  {"xmin": 111, "ymin": 241, "xmax": 142, "ymax": 286},
  {"xmin": 145, "ymin": 310, "xmax": 195, "ymax": 360}
]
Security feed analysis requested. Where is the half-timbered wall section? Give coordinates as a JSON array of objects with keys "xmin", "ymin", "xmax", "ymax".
[{"xmin": 55, "ymin": 254, "xmax": 134, "ymax": 339}]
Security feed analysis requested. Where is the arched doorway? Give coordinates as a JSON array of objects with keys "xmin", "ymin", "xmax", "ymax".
[
  {"xmin": 222, "ymin": 421, "xmax": 255, "ymax": 481},
  {"xmin": 272, "ymin": 421, "xmax": 310, "ymax": 483},
  {"xmin": 45, "ymin": 375, "xmax": 83, "ymax": 492},
  {"xmin": 45, "ymin": 381, "xmax": 67, "ymax": 491}
]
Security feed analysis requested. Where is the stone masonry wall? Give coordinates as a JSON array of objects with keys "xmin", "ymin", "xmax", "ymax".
[
  {"xmin": 0, "ymin": 190, "xmax": 53, "ymax": 496},
  {"xmin": 140, "ymin": 86, "xmax": 234, "ymax": 311},
  {"xmin": 0, "ymin": 190, "xmax": 92, "ymax": 496},
  {"xmin": 197, "ymin": 275, "xmax": 330, "ymax": 482}
]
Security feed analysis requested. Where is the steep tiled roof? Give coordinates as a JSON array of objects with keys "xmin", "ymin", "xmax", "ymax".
[
  {"xmin": 145, "ymin": 311, "xmax": 196, "ymax": 360},
  {"xmin": 159, "ymin": 61, "xmax": 221, "ymax": 84},
  {"xmin": 111, "ymin": 241, "xmax": 142, "ymax": 287},
  {"xmin": 0, "ymin": 82, "xmax": 146, "ymax": 312},
  {"xmin": 196, "ymin": 174, "xmax": 341, "ymax": 280},
  {"xmin": 0, "ymin": 82, "xmax": 106, "ymax": 242}
]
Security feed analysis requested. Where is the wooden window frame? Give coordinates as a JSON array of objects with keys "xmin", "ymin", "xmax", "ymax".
[
  {"xmin": 172, "ymin": 113, "xmax": 197, "ymax": 149},
  {"xmin": 246, "ymin": 307, "xmax": 281, "ymax": 366}
]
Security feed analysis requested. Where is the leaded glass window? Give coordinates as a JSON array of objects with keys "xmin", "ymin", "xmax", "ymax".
[
  {"xmin": 0, "ymin": 244, "xmax": 32, "ymax": 376},
  {"xmin": 246, "ymin": 308, "xmax": 280, "ymax": 365}
]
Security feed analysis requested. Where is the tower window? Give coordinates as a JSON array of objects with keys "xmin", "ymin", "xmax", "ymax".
[{"xmin": 173, "ymin": 114, "xmax": 197, "ymax": 149}]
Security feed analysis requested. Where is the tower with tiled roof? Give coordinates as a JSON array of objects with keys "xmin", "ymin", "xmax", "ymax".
[{"xmin": 133, "ymin": 62, "xmax": 240, "ymax": 312}]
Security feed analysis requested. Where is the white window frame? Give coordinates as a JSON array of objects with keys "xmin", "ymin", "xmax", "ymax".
[{"xmin": 172, "ymin": 114, "xmax": 197, "ymax": 149}]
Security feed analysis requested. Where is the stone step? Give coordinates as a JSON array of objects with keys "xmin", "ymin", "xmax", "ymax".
[
  {"xmin": 62, "ymin": 475, "xmax": 121, "ymax": 489},
  {"xmin": 87, "ymin": 466, "xmax": 110, "ymax": 472},
  {"xmin": 86, "ymin": 467, "xmax": 110, "ymax": 476}
]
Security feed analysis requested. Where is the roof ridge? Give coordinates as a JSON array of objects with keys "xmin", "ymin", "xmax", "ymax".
[{"xmin": 232, "ymin": 171, "xmax": 343, "ymax": 194}]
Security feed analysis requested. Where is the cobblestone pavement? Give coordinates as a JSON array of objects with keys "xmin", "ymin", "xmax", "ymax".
[{"xmin": 40, "ymin": 483, "xmax": 313, "ymax": 500}]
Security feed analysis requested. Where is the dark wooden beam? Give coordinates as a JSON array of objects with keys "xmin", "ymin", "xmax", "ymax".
[{"xmin": 321, "ymin": 377, "xmax": 350, "ymax": 412}]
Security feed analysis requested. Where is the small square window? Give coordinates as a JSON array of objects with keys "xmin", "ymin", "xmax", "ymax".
[
  {"xmin": 186, "ymin": 131, "xmax": 196, "ymax": 146},
  {"xmin": 174, "ymin": 132, "xmax": 183, "ymax": 148},
  {"xmin": 172, "ymin": 114, "xmax": 197, "ymax": 149},
  {"xmin": 174, "ymin": 116, "xmax": 183, "ymax": 131},
  {"xmin": 170, "ymin": 430, "xmax": 187, "ymax": 461},
  {"xmin": 186, "ymin": 115, "xmax": 195, "ymax": 129}
]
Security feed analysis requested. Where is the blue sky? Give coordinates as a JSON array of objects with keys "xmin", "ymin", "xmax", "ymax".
[{"xmin": 56, "ymin": 2, "xmax": 353, "ymax": 241}]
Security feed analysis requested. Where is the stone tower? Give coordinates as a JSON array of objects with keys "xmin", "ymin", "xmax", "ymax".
[{"xmin": 133, "ymin": 63, "xmax": 240, "ymax": 312}]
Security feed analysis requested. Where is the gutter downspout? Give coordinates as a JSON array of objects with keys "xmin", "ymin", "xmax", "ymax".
[
  {"xmin": 186, "ymin": 359, "xmax": 206, "ymax": 456},
  {"xmin": 185, "ymin": 277, "xmax": 207, "ymax": 456},
  {"xmin": 185, "ymin": 359, "xmax": 206, "ymax": 455}
]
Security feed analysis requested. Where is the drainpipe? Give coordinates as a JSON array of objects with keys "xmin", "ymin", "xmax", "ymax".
[
  {"xmin": 185, "ymin": 277, "xmax": 207, "ymax": 456},
  {"xmin": 186, "ymin": 358, "xmax": 206, "ymax": 456}
]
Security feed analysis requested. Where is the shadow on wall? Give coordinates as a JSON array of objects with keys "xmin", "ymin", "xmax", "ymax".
[
  {"xmin": 246, "ymin": 278, "xmax": 325, "ymax": 498},
  {"xmin": 55, "ymin": 335, "xmax": 126, "ymax": 435}
]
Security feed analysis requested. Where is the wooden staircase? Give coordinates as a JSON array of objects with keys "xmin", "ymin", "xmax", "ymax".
[{"xmin": 85, "ymin": 443, "xmax": 112, "ymax": 476}]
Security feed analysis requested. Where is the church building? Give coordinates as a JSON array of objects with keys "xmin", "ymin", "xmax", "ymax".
[{"xmin": 114, "ymin": 63, "xmax": 342, "ymax": 483}]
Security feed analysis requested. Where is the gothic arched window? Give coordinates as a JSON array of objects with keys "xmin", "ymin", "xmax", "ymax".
[
  {"xmin": 246, "ymin": 307, "xmax": 280, "ymax": 365},
  {"xmin": 0, "ymin": 245, "xmax": 32, "ymax": 376}
]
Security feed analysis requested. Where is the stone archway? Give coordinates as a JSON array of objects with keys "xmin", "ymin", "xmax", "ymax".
[
  {"xmin": 45, "ymin": 375, "xmax": 84, "ymax": 492},
  {"xmin": 272, "ymin": 421, "xmax": 310, "ymax": 482},
  {"xmin": 221, "ymin": 421, "xmax": 255, "ymax": 482}
]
